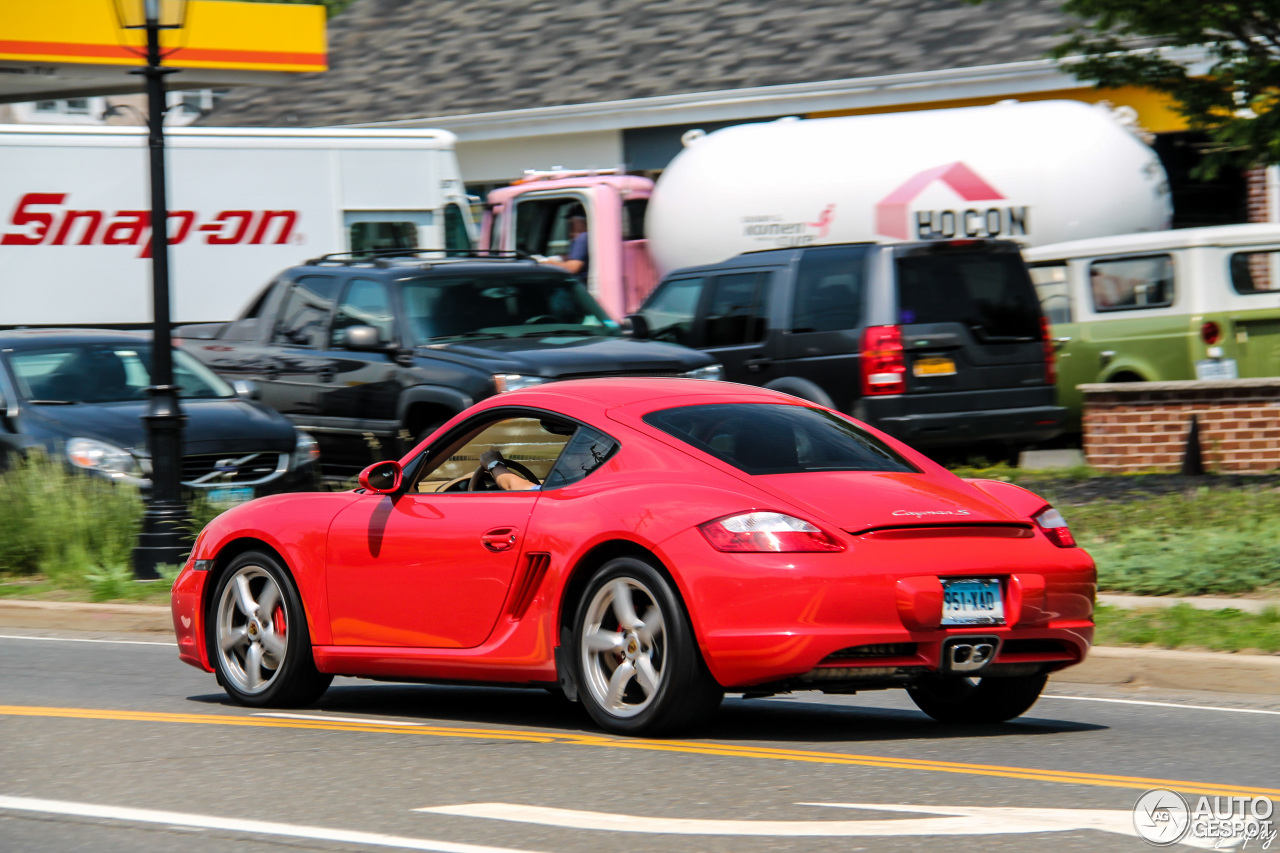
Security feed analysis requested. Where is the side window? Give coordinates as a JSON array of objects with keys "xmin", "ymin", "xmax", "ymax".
[
  {"xmin": 622, "ymin": 199, "xmax": 648, "ymax": 241},
  {"xmin": 639, "ymin": 277, "xmax": 705, "ymax": 346},
  {"xmin": 272, "ymin": 275, "xmax": 339, "ymax": 347},
  {"xmin": 543, "ymin": 425, "xmax": 620, "ymax": 489},
  {"xmin": 514, "ymin": 198, "xmax": 582, "ymax": 257},
  {"xmin": 1090, "ymin": 255, "xmax": 1174, "ymax": 311},
  {"xmin": 350, "ymin": 221, "xmax": 419, "ymax": 255},
  {"xmin": 1029, "ymin": 262, "xmax": 1072, "ymax": 323},
  {"xmin": 331, "ymin": 278, "xmax": 394, "ymax": 346},
  {"xmin": 791, "ymin": 245, "xmax": 868, "ymax": 332},
  {"xmin": 444, "ymin": 203, "xmax": 473, "ymax": 256},
  {"xmin": 703, "ymin": 272, "xmax": 769, "ymax": 347},
  {"xmin": 219, "ymin": 282, "xmax": 275, "ymax": 341},
  {"xmin": 1230, "ymin": 250, "xmax": 1280, "ymax": 294},
  {"xmin": 412, "ymin": 416, "xmax": 577, "ymax": 494}
]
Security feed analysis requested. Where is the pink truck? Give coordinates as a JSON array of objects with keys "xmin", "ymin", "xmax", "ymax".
[{"xmin": 480, "ymin": 170, "xmax": 659, "ymax": 320}]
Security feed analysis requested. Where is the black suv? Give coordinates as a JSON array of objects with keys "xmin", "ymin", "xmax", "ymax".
[
  {"xmin": 630, "ymin": 241, "xmax": 1064, "ymax": 455},
  {"xmin": 177, "ymin": 252, "xmax": 720, "ymax": 478}
]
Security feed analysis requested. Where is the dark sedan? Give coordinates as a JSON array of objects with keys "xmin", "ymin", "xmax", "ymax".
[{"xmin": 0, "ymin": 330, "xmax": 318, "ymax": 505}]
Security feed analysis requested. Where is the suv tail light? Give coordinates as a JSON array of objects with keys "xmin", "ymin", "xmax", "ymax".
[
  {"xmin": 1033, "ymin": 506, "xmax": 1076, "ymax": 548},
  {"xmin": 1040, "ymin": 316, "xmax": 1057, "ymax": 386},
  {"xmin": 861, "ymin": 325, "xmax": 906, "ymax": 396},
  {"xmin": 699, "ymin": 512, "xmax": 845, "ymax": 553}
]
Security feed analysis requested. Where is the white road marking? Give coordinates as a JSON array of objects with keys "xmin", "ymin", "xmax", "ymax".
[
  {"xmin": 1042, "ymin": 694, "xmax": 1280, "ymax": 716},
  {"xmin": 0, "ymin": 795, "xmax": 542, "ymax": 853},
  {"xmin": 253, "ymin": 712, "xmax": 426, "ymax": 726},
  {"xmin": 419, "ymin": 802, "xmax": 1228, "ymax": 848},
  {"xmin": 0, "ymin": 634, "xmax": 174, "ymax": 647}
]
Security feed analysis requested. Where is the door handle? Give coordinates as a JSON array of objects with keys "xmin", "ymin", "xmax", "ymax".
[
  {"xmin": 744, "ymin": 357, "xmax": 772, "ymax": 372},
  {"xmin": 1100, "ymin": 350, "xmax": 1115, "ymax": 366},
  {"xmin": 1052, "ymin": 336, "xmax": 1071, "ymax": 351},
  {"xmin": 262, "ymin": 366, "xmax": 280, "ymax": 380},
  {"xmin": 318, "ymin": 366, "xmax": 336, "ymax": 383},
  {"xmin": 481, "ymin": 527, "xmax": 518, "ymax": 552}
]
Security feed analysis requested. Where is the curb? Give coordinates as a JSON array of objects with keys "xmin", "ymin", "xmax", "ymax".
[
  {"xmin": 2, "ymin": 600, "xmax": 1277, "ymax": 696},
  {"xmin": 1098, "ymin": 594, "xmax": 1280, "ymax": 614}
]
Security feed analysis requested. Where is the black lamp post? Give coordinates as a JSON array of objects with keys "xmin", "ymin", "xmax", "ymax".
[{"xmin": 112, "ymin": 0, "xmax": 190, "ymax": 579}]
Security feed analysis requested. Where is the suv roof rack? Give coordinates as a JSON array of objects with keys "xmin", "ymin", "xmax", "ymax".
[{"xmin": 303, "ymin": 248, "xmax": 533, "ymax": 267}]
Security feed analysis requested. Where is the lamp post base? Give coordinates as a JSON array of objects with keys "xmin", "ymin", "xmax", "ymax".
[{"xmin": 133, "ymin": 499, "xmax": 189, "ymax": 580}]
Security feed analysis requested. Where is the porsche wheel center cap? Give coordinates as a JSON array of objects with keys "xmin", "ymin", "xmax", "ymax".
[
  {"xmin": 248, "ymin": 620, "xmax": 260, "ymax": 638},
  {"xmin": 625, "ymin": 635, "xmax": 640, "ymax": 659}
]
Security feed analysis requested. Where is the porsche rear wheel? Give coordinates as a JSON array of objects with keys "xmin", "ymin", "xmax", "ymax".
[
  {"xmin": 906, "ymin": 672, "xmax": 1048, "ymax": 724},
  {"xmin": 209, "ymin": 551, "xmax": 332, "ymax": 707},
  {"xmin": 572, "ymin": 557, "xmax": 722, "ymax": 736}
]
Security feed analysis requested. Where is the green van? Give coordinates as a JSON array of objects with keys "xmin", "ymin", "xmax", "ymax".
[{"xmin": 1024, "ymin": 224, "xmax": 1280, "ymax": 433}]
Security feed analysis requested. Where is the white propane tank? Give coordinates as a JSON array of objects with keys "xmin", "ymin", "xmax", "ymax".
[{"xmin": 646, "ymin": 100, "xmax": 1172, "ymax": 273}]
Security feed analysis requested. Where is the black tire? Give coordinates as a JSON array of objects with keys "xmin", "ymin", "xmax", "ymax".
[
  {"xmin": 207, "ymin": 550, "xmax": 332, "ymax": 707},
  {"xmin": 907, "ymin": 672, "xmax": 1048, "ymax": 724},
  {"xmin": 571, "ymin": 556, "xmax": 722, "ymax": 736}
]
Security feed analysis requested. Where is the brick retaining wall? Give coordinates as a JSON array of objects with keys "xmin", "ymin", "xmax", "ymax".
[{"xmin": 1081, "ymin": 379, "xmax": 1280, "ymax": 473}]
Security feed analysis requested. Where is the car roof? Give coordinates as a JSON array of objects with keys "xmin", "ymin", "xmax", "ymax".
[
  {"xmin": 0, "ymin": 328, "xmax": 152, "ymax": 350},
  {"xmin": 485, "ymin": 377, "xmax": 809, "ymax": 417},
  {"xmin": 288, "ymin": 254, "xmax": 570, "ymax": 279}
]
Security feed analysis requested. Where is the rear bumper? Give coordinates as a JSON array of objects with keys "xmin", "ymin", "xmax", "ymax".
[
  {"xmin": 661, "ymin": 527, "xmax": 1095, "ymax": 689},
  {"xmin": 859, "ymin": 398, "xmax": 1067, "ymax": 447}
]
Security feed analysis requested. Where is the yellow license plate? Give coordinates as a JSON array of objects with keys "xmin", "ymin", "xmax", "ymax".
[{"xmin": 913, "ymin": 357, "xmax": 956, "ymax": 377}]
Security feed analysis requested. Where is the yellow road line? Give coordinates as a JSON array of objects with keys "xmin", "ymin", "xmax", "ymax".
[{"xmin": 2, "ymin": 705, "xmax": 1276, "ymax": 799}]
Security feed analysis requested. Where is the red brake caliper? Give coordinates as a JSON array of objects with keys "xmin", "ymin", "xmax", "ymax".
[{"xmin": 272, "ymin": 605, "xmax": 287, "ymax": 637}]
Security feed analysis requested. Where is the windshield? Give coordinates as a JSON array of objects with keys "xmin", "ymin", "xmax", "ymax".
[
  {"xmin": 400, "ymin": 272, "xmax": 619, "ymax": 344},
  {"xmin": 643, "ymin": 403, "xmax": 916, "ymax": 475},
  {"xmin": 7, "ymin": 343, "xmax": 235, "ymax": 404}
]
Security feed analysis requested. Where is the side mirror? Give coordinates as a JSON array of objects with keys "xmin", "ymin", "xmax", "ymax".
[
  {"xmin": 232, "ymin": 379, "xmax": 261, "ymax": 401},
  {"xmin": 343, "ymin": 325, "xmax": 385, "ymax": 351},
  {"xmin": 622, "ymin": 313, "xmax": 650, "ymax": 339},
  {"xmin": 359, "ymin": 459, "xmax": 402, "ymax": 494}
]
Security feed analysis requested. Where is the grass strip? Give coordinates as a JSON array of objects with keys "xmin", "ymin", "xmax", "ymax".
[{"xmin": 1094, "ymin": 603, "xmax": 1280, "ymax": 653}]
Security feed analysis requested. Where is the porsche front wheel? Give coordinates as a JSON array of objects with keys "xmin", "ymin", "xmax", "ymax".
[
  {"xmin": 209, "ymin": 551, "xmax": 332, "ymax": 707},
  {"xmin": 907, "ymin": 672, "xmax": 1048, "ymax": 724},
  {"xmin": 572, "ymin": 557, "xmax": 722, "ymax": 736}
]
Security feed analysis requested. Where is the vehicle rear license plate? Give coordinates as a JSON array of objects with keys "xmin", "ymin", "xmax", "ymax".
[
  {"xmin": 941, "ymin": 578, "xmax": 1005, "ymax": 626},
  {"xmin": 207, "ymin": 486, "xmax": 255, "ymax": 508},
  {"xmin": 1194, "ymin": 358, "xmax": 1238, "ymax": 381},
  {"xmin": 913, "ymin": 357, "xmax": 956, "ymax": 377}
]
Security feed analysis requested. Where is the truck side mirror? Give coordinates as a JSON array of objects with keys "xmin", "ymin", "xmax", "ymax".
[
  {"xmin": 232, "ymin": 379, "xmax": 261, "ymax": 401},
  {"xmin": 342, "ymin": 325, "xmax": 384, "ymax": 351},
  {"xmin": 623, "ymin": 314, "xmax": 650, "ymax": 339}
]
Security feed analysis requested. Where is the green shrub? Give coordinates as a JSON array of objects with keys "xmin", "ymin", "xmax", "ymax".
[{"xmin": 0, "ymin": 453, "xmax": 143, "ymax": 582}]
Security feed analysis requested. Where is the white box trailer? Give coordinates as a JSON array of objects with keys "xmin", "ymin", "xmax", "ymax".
[{"xmin": 0, "ymin": 126, "xmax": 475, "ymax": 327}]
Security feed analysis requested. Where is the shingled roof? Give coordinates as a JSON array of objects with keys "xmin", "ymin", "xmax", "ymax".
[{"xmin": 201, "ymin": 0, "xmax": 1075, "ymax": 127}]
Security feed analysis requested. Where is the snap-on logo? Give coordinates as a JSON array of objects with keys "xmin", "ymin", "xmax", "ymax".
[
  {"xmin": 874, "ymin": 162, "xmax": 1029, "ymax": 241},
  {"xmin": 1, "ymin": 192, "xmax": 302, "ymax": 258},
  {"xmin": 892, "ymin": 509, "xmax": 972, "ymax": 517}
]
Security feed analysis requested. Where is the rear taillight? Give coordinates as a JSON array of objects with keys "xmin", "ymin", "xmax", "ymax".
[
  {"xmin": 699, "ymin": 511, "xmax": 845, "ymax": 553},
  {"xmin": 1201, "ymin": 321, "xmax": 1222, "ymax": 345},
  {"xmin": 1040, "ymin": 316, "xmax": 1057, "ymax": 386},
  {"xmin": 861, "ymin": 324, "xmax": 906, "ymax": 396},
  {"xmin": 1033, "ymin": 506, "xmax": 1076, "ymax": 548}
]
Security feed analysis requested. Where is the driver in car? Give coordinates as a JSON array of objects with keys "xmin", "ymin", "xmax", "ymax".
[{"xmin": 480, "ymin": 449, "xmax": 540, "ymax": 491}]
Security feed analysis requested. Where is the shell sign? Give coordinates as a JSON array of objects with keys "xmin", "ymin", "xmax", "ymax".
[{"xmin": 0, "ymin": 0, "xmax": 326, "ymax": 75}]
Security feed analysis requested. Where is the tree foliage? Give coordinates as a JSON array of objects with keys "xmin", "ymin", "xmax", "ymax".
[{"xmin": 1043, "ymin": 1, "xmax": 1280, "ymax": 176}]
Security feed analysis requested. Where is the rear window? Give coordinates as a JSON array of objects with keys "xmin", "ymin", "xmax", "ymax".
[
  {"xmin": 896, "ymin": 252, "xmax": 1042, "ymax": 341},
  {"xmin": 643, "ymin": 403, "xmax": 915, "ymax": 475}
]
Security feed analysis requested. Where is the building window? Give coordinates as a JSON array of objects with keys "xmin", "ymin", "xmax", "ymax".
[{"xmin": 34, "ymin": 99, "xmax": 91, "ymax": 115}]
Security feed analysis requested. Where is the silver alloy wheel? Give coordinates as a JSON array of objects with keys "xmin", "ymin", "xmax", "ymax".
[
  {"xmin": 215, "ymin": 564, "xmax": 288, "ymax": 695},
  {"xmin": 579, "ymin": 577, "xmax": 666, "ymax": 719}
]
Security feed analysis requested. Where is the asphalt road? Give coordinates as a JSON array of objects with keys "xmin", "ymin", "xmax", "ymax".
[{"xmin": 1, "ymin": 627, "xmax": 1277, "ymax": 853}]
